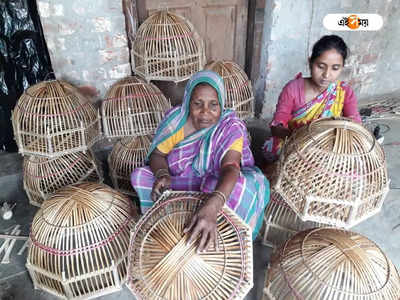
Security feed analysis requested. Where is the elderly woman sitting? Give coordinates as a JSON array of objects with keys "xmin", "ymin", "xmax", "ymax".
[{"xmin": 131, "ymin": 70, "xmax": 270, "ymax": 251}]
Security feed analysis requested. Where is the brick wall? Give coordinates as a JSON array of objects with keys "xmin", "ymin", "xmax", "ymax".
[{"xmin": 37, "ymin": 0, "xmax": 133, "ymax": 101}]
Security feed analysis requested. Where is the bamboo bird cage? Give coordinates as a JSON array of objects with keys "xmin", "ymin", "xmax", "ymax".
[
  {"xmin": 206, "ymin": 60, "xmax": 254, "ymax": 120},
  {"xmin": 101, "ymin": 76, "xmax": 171, "ymax": 139},
  {"xmin": 132, "ymin": 10, "xmax": 206, "ymax": 82},
  {"xmin": 108, "ymin": 135, "xmax": 151, "ymax": 196},
  {"xmin": 263, "ymin": 228, "xmax": 400, "ymax": 300},
  {"xmin": 127, "ymin": 190, "xmax": 253, "ymax": 300},
  {"xmin": 26, "ymin": 183, "xmax": 138, "ymax": 300},
  {"xmin": 275, "ymin": 118, "xmax": 389, "ymax": 228},
  {"xmin": 12, "ymin": 80, "xmax": 101, "ymax": 158},
  {"xmin": 23, "ymin": 150, "xmax": 103, "ymax": 207},
  {"xmin": 262, "ymin": 189, "xmax": 324, "ymax": 249}
]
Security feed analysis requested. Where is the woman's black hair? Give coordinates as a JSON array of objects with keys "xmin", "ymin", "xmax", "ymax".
[{"xmin": 310, "ymin": 35, "xmax": 348, "ymax": 64}]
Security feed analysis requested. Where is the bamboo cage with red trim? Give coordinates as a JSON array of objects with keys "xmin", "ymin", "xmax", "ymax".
[
  {"xmin": 206, "ymin": 60, "xmax": 254, "ymax": 120},
  {"xmin": 275, "ymin": 118, "xmax": 389, "ymax": 228},
  {"xmin": 261, "ymin": 189, "xmax": 325, "ymax": 249},
  {"xmin": 132, "ymin": 10, "xmax": 206, "ymax": 82},
  {"xmin": 23, "ymin": 150, "xmax": 103, "ymax": 207},
  {"xmin": 101, "ymin": 76, "xmax": 171, "ymax": 139},
  {"xmin": 26, "ymin": 183, "xmax": 138, "ymax": 300},
  {"xmin": 127, "ymin": 190, "xmax": 253, "ymax": 300},
  {"xmin": 263, "ymin": 228, "xmax": 400, "ymax": 299},
  {"xmin": 108, "ymin": 135, "xmax": 151, "ymax": 196},
  {"xmin": 12, "ymin": 80, "xmax": 101, "ymax": 158}
]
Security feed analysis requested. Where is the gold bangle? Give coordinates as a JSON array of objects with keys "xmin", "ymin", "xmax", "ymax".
[
  {"xmin": 211, "ymin": 190, "xmax": 227, "ymax": 205},
  {"xmin": 154, "ymin": 168, "xmax": 170, "ymax": 179}
]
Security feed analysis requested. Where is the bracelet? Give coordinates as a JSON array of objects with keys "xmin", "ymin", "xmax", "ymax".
[
  {"xmin": 211, "ymin": 190, "xmax": 227, "ymax": 206},
  {"xmin": 154, "ymin": 168, "xmax": 170, "ymax": 179}
]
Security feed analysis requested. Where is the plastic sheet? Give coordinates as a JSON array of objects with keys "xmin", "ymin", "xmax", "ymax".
[{"xmin": 0, "ymin": 0, "xmax": 53, "ymax": 152}]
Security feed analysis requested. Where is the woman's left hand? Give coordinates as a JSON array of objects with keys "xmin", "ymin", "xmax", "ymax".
[{"xmin": 183, "ymin": 195, "xmax": 224, "ymax": 252}]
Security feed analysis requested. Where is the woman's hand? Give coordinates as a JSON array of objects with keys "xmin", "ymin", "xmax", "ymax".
[
  {"xmin": 151, "ymin": 175, "xmax": 171, "ymax": 202},
  {"xmin": 184, "ymin": 194, "xmax": 224, "ymax": 252},
  {"xmin": 271, "ymin": 124, "xmax": 291, "ymax": 139}
]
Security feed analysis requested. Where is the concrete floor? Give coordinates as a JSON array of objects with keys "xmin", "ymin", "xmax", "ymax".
[{"xmin": 0, "ymin": 118, "xmax": 399, "ymax": 300}]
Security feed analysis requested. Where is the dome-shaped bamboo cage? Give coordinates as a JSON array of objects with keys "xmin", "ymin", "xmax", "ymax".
[
  {"xmin": 132, "ymin": 10, "xmax": 206, "ymax": 82},
  {"xmin": 12, "ymin": 80, "xmax": 101, "ymax": 158},
  {"xmin": 108, "ymin": 135, "xmax": 151, "ymax": 196},
  {"xmin": 23, "ymin": 150, "xmax": 103, "ymax": 207},
  {"xmin": 261, "ymin": 189, "xmax": 326, "ymax": 249},
  {"xmin": 263, "ymin": 228, "xmax": 400, "ymax": 300},
  {"xmin": 127, "ymin": 190, "xmax": 253, "ymax": 300},
  {"xmin": 205, "ymin": 60, "xmax": 254, "ymax": 120},
  {"xmin": 26, "ymin": 183, "xmax": 139, "ymax": 300},
  {"xmin": 101, "ymin": 76, "xmax": 171, "ymax": 138},
  {"xmin": 275, "ymin": 118, "xmax": 389, "ymax": 228}
]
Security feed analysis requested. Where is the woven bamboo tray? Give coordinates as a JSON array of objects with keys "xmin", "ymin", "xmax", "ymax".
[
  {"xmin": 263, "ymin": 228, "xmax": 400, "ymax": 299},
  {"xmin": 127, "ymin": 190, "xmax": 253, "ymax": 300},
  {"xmin": 26, "ymin": 183, "xmax": 138, "ymax": 300},
  {"xmin": 275, "ymin": 118, "xmax": 389, "ymax": 228},
  {"xmin": 23, "ymin": 150, "xmax": 103, "ymax": 207},
  {"xmin": 132, "ymin": 10, "xmax": 206, "ymax": 82},
  {"xmin": 108, "ymin": 135, "xmax": 151, "ymax": 196},
  {"xmin": 205, "ymin": 60, "xmax": 254, "ymax": 120},
  {"xmin": 12, "ymin": 80, "xmax": 101, "ymax": 158},
  {"xmin": 101, "ymin": 76, "xmax": 171, "ymax": 139},
  {"xmin": 261, "ymin": 190, "xmax": 324, "ymax": 249}
]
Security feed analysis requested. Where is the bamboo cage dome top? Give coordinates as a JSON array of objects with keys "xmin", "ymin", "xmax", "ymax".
[
  {"xmin": 101, "ymin": 76, "xmax": 171, "ymax": 138},
  {"xmin": 108, "ymin": 135, "xmax": 152, "ymax": 196},
  {"xmin": 127, "ymin": 191, "xmax": 253, "ymax": 300},
  {"xmin": 132, "ymin": 10, "xmax": 205, "ymax": 82},
  {"xmin": 205, "ymin": 60, "xmax": 254, "ymax": 119},
  {"xmin": 27, "ymin": 182, "xmax": 139, "ymax": 299},
  {"xmin": 12, "ymin": 80, "xmax": 100, "ymax": 157},
  {"xmin": 275, "ymin": 117, "xmax": 389, "ymax": 228},
  {"xmin": 264, "ymin": 228, "xmax": 400, "ymax": 299}
]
